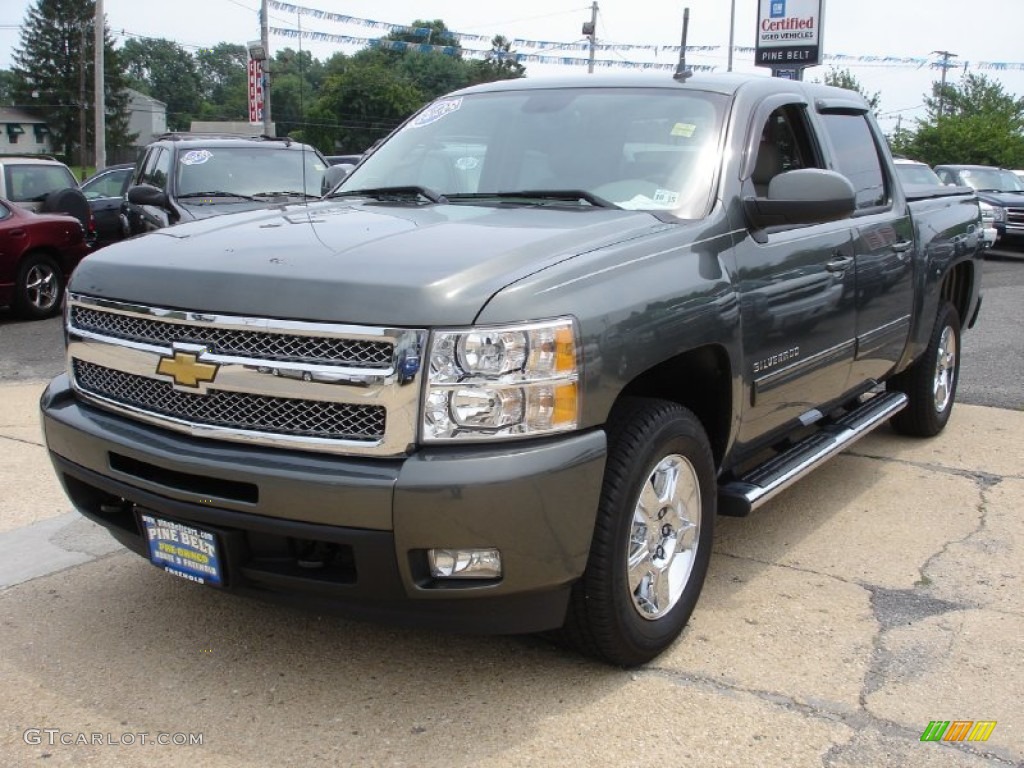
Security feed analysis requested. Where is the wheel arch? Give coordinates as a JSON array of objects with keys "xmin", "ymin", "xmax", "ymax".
[
  {"xmin": 615, "ymin": 344, "xmax": 733, "ymax": 470},
  {"xmin": 939, "ymin": 258, "xmax": 975, "ymax": 328}
]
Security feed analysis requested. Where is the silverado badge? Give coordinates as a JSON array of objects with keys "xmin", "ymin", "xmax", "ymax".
[{"xmin": 156, "ymin": 351, "xmax": 219, "ymax": 388}]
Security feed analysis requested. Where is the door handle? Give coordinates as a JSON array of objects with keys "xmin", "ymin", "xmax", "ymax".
[
  {"xmin": 825, "ymin": 255, "xmax": 854, "ymax": 273},
  {"xmin": 892, "ymin": 240, "xmax": 913, "ymax": 253},
  {"xmin": 9, "ymin": 228, "xmax": 26, "ymax": 238}
]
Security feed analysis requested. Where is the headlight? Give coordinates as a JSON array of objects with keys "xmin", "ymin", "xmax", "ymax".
[
  {"xmin": 979, "ymin": 201, "xmax": 1003, "ymax": 224},
  {"xmin": 423, "ymin": 318, "xmax": 580, "ymax": 441}
]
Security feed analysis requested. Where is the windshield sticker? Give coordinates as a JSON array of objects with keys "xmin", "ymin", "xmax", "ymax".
[
  {"xmin": 653, "ymin": 189, "xmax": 679, "ymax": 205},
  {"xmin": 671, "ymin": 123, "xmax": 696, "ymax": 138},
  {"xmin": 455, "ymin": 156, "xmax": 480, "ymax": 171},
  {"xmin": 411, "ymin": 98, "xmax": 463, "ymax": 128},
  {"xmin": 181, "ymin": 150, "xmax": 213, "ymax": 166}
]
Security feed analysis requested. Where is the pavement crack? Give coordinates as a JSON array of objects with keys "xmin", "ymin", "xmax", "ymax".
[
  {"xmin": 711, "ymin": 549, "xmax": 863, "ymax": 589},
  {"xmin": 0, "ymin": 433, "xmax": 45, "ymax": 450},
  {"xmin": 845, "ymin": 450, "xmax": 1013, "ymax": 485},
  {"xmin": 638, "ymin": 665, "xmax": 1017, "ymax": 765}
]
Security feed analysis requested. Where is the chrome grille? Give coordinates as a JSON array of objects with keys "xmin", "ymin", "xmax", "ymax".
[
  {"xmin": 71, "ymin": 305, "xmax": 393, "ymax": 367},
  {"xmin": 74, "ymin": 360, "xmax": 386, "ymax": 441}
]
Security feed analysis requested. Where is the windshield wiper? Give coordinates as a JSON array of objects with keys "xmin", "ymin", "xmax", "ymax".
[
  {"xmin": 178, "ymin": 191, "xmax": 260, "ymax": 201},
  {"xmin": 254, "ymin": 190, "xmax": 321, "ymax": 199},
  {"xmin": 330, "ymin": 186, "xmax": 448, "ymax": 204},
  {"xmin": 445, "ymin": 190, "xmax": 619, "ymax": 209}
]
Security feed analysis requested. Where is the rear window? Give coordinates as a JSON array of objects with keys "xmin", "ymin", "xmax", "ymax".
[
  {"xmin": 3, "ymin": 163, "xmax": 77, "ymax": 203},
  {"xmin": 894, "ymin": 163, "xmax": 941, "ymax": 186}
]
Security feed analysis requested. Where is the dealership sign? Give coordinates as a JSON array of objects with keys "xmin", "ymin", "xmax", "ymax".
[
  {"xmin": 755, "ymin": 0, "xmax": 825, "ymax": 70},
  {"xmin": 247, "ymin": 58, "xmax": 265, "ymax": 125}
]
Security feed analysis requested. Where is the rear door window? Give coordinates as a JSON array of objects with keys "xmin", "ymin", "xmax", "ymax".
[{"xmin": 818, "ymin": 113, "xmax": 889, "ymax": 210}]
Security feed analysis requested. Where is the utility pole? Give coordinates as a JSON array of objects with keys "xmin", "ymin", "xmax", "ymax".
[
  {"xmin": 261, "ymin": 0, "xmax": 272, "ymax": 136},
  {"xmin": 582, "ymin": 2, "xmax": 598, "ymax": 74},
  {"xmin": 94, "ymin": 0, "xmax": 105, "ymax": 172},
  {"xmin": 78, "ymin": 23, "xmax": 87, "ymax": 178},
  {"xmin": 932, "ymin": 50, "xmax": 958, "ymax": 122}
]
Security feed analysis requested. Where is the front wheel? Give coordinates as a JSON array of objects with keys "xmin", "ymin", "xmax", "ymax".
[
  {"xmin": 561, "ymin": 398, "xmax": 715, "ymax": 667},
  {"xmin": 888, "ymin": 301, "xmax": 961, "ymax": 437}
]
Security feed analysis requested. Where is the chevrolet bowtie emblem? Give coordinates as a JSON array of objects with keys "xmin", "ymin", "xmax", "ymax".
[{"xmin": 156, "ymin": 351, "xmax": 219, "ymax": 388}]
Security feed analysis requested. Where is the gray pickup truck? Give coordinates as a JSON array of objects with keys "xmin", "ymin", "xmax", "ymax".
[{"xmin": 40, "ymin": 72, "xmax": 984, "ymax": 666}]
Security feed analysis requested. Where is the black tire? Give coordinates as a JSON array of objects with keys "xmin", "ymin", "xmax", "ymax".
[
  {"xmin": 561, "ymin": 397, "xmax": 716, "ymax": 667},
  {"xmin": 41, "ymin": 188, "xmax": 91, "ymax": 231},
  {"xmin": 13, "ymin": 252, "xmax": 65, "ymax": 320},
  {"xmin": 888, "ymin": 301, "xmax": 961, "ymax": 437}
]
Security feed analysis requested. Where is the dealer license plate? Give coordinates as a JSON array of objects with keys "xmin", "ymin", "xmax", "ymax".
[{"xmin": 140, "ymin": 514, "xmax": 223, "ymax": 587}]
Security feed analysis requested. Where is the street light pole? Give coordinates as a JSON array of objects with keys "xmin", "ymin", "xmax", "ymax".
[{"xmin": 728, "ymin": 0, "xmax": 736, "ymax": 72}]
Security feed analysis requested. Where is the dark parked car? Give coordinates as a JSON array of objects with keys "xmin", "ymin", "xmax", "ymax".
[
  {"xmin": 934, "ymin": 164, "xmax": 1024, "ymax": 245},
  {"xmin": 80, "ymin": 163, "xmax": 134, "ymax": 247},
  {"xmin": 0, "ymin": 196, "xmax": 90, "ymax": 319},
  {"xmin": 325, "ymin": 154, "xmax": 363, "ymax": 166},
  {"xmin": 122, "ymin": 133, "xmax": 331, "ymax": 236}
]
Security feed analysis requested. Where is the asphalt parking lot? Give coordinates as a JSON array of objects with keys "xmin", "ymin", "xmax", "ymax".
[
  {"xmin": 0, "ymin": 250, "xmax": 1021, "ymax": 767},
  {"xmin": 0, "ymin": 376, "xmax": 1021, "ymax": 767}
]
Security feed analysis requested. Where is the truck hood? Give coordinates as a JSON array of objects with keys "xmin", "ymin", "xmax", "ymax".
[
  {"xmin": 71, "ymin": 200, "xmax": 668, "ymax": 325},
  {"xmin": 974, "ymin": 190, "xmax": 1024, "ymax": 206}
]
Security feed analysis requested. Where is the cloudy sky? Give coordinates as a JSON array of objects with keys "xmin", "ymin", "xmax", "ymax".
[{"xmin": 2, "ymin": 0, "xmax": 1022, "ymax": 130}]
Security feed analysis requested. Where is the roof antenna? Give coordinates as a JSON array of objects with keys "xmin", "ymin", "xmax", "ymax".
[{"xmin": 674, "ymin": 7, "xmax": 693, "ymax": 82}]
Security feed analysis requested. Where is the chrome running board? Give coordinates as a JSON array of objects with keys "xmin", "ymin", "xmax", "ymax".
[{"xmin": 718, "ymin": 391, "xmax": 908, "ymax": 517}]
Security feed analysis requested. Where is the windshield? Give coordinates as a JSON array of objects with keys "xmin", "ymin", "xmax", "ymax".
[
  {"xmin": 895, "ymin": 163, "xmax": 941, "ymax": 186},
  {"xmin": 175, "ymin": 147, "xmax": 328, "ymax": 198},
  {"xmin": 336, "ymin": 87, "xmax": 728, "ymax": 218},
  {"xmin": 955, "ymin": 167, "xmax": 1024, "ymax": 193}
]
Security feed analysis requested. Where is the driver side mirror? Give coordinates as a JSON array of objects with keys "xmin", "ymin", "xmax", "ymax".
[
  {"xmin": 743, "ymin": 168, "xmax": 856, "ymax": 232},
  {"xmin": 127, "ymin": 183, "xmax": 170, "ymax": 209}
]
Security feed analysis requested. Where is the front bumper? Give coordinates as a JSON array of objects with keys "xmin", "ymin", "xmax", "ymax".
[{"xmin": 41, "ymin": 374, "xmax": 606, "ymax": 634}]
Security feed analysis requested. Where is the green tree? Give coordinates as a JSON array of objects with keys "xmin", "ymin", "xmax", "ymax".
[
  {"xmin": 10, "ymin": 0, "xmax": 133, "ymax": 163},
  {"xmin": 268, "ymin": 48, "xmax": 324, "ymax": 139},
  {"xmin": 468, "ymin": 35, "xmax": 526, "ymax": 85},
  {"xmin": 905, "ymin": 73, "xmax": 1024, "ymax": 167},
  {"xmin": 820, "ymin": 66, "xmax": 881, "ymax": 113},
  {"xmin": 0, "ymin": 70, "xmax": 18, "ymax": 104},
  {"xmin": 120, "ymin": 37, "xmax": 202, "ymax": 131},
  {"xmin": 383, "ymin": 19, "xmax": 460, "ymax": 49},
  {"xmin": 304, "ymin": 62, "xmax": 423, "ymax": 154},
  {"xmin": 195, "ymin": 43, "xmax": 248, "ymax": 122}
]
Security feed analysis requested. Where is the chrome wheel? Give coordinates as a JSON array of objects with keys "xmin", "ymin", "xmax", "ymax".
[
  {"xmin": 25, "ymin": 262, "xmax": 60, "ymax": 312},
  {"xmin": 627, "ymin": 453, "xmax": 701, "ymax": 620},
  {"xmin": 933, "ymin": 325, "xmax": 957, "ymax": 413}
]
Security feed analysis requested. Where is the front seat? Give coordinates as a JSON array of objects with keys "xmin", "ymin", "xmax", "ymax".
[{"xmin": 751, "ymin": 142, "xmax": 784, "ymax": 197}]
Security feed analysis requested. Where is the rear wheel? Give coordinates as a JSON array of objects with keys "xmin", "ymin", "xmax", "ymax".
[
  {"xmin": 13, "ymin": 252, "xmax": 64, "ymax": 320},
  {"xmin": 888, "ymin": 301, "xmax": 961, "ymax": 437},
  {"xmin": 561, "ymin": 398, "xmax": 715, "ymax": 667}
]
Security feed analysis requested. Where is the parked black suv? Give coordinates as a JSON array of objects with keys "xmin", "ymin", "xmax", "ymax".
[
  {"xmin": 122, "ymin": 133, "xmax": 331, "ymax": 236},
  {"xmin": 933, "ymin": 164, "xmax": 1024, "ymax": 245}
]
